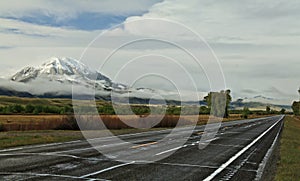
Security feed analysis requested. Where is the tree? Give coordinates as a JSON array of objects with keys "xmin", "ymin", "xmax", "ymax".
[
  {"xmin": 242, "ymin": 107, "xmax": 250, "ymax": 119},
  {"xmin": 280, "ymin": 108, "xmax": 286, "ymax": 114},
  {"xmin": 292, "ymin": 101, "xmax": 300, "ymax": 115},
  {"xmin": 25, "ymin": 104, "xmax": 35, "ymax": 113},
  {"xmin": 199, "ymin": 106, "xmax": 209, "ymax": 114},
  {"xmin": 266, "ymin": 106, "xmax": 271, "ymax": 114},
  {"xmin": 204, "ymin": 89, "xmax": 232, "ymax": 118},
  {"xmin": 33, "ymin": 105, "xmax": 43, "ymax": 115},
  {"xmin": 10, "ymin": 104, "xmax": 24, "ymax": 113},
  {"xmin": 224, "ymin": 90, "xmax": 232, "ymax": 117}
]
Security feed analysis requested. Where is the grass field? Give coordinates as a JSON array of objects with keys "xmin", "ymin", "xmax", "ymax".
[
  {"xmin": 0, "ymin": 96, "xmax": 72, "ymax": 107},
  {"xmin": 275, "ymin": 116, "xmax": 300, "ymax": 181}
]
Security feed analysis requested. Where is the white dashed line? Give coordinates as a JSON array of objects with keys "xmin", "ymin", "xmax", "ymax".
[
  {"xmin": 80, "ymin": 161, "xmax": 135, "ymax": 178},
  {"xmin": 155, "ymin": 146, "xmax": 183, "ymax": 156}
]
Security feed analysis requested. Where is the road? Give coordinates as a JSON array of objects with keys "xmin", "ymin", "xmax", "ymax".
[{"xmin": 0, "ymin": 115, "xmax": 284, "ymax": 181}]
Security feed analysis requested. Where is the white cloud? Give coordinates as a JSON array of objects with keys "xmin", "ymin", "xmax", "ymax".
[
  {"xmin": 0, "ymin": 0, "xmax": 161, "ymax": 20},
  {"xmin": 118, "ymin": 0, "xmax": 300, "ymax": 102},
  {"xmin": 0, "ymin": 18, "xmax": 101, "ymax": 47}
]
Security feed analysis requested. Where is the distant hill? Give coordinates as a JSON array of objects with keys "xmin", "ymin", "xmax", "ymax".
[{"xmin": 231, "ymin": 96, "xmax": 291, "ymax": 111}]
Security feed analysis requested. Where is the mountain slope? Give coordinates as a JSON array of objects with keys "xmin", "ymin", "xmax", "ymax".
[
  {"xmin": 11, "ymin": 57, "xmax": 127, "ymax": 91},
  {"xmin": 236, "ymin": 95, "xmax": 290, "ymax": 106},
  {"xmin": 231, "ymin": 95, "xmax": 291, "ymax": 111}
]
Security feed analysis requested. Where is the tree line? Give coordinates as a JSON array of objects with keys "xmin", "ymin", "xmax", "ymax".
[
  {"xmin": 292, "ymin": 88, "xmax": 300, "ymax": 115},
  {"xmin": 0, "ymin": 88, "xmax": 289, "ymax": 116},
  {"xmin": 0, "ymin": 104, "xmax": 73, "ymax": 115}
]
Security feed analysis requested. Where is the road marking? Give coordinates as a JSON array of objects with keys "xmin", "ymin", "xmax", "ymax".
[
  {"xmin": 0, "ymin": 147, "xmax": 23, "ymax": 153},
  {"xmin": 222, "ymin": 137, "xmax": 252, "ymax": 141},
  {"xmin": 203, "ymin": 116, "xmax": 283, "ymax": 181},
  {"xmin": 131, "ymin": 142, "xmax": 157, "ymax": 149},
  {"xmin": 0, "ymin": 140, "xmax": 82, "ymax": 153},
  {"xmin": 0, "ymin": 171, "xmax": 108, "ymax": 181},
  {"xmin": 155, "ymin": 146, "xmax": 183, "ymax": 156},
  {"xmin": 158, "ymin": 162, "xmax": 219, "ymax": 169},
  {"xmin": 80, "ymin": 161, "xmax": 135, "ymax": 178},
  {"xmin": 87, "ymin": 129, "xmax": 171, "ymax": 142},
  {"xmin": 208, "ymin": 143, "xmax": 243, "ymax": 148},
  {"xmin": 198, "ymin": 137, "xmax": 219, "ymax": 147},
  {"xmin": 255, "ymin": 121, "xmax": 282, "ymax": 181},
  {"xmin": 0, "ymin": 152, "xmax": 107, "ymax": 162},
  {"xmin": 221, "ymin": 148, "xmax": 257, "ymax": 181},
  {"xmin": 52, "ymin": 141, "xmax": 136, "ymax": 154},
  {"xmin": 0, "ymin": 152, "xmax": 81, "ymax": 159}
]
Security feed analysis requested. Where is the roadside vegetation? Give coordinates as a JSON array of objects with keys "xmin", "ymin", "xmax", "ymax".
[
  {"xmin": 0, "ymin": 130, "xmax": 83, "ymax": 149},
  {"xmin": 0, "ymin": 92, "xmax": 287, "ymax": 148},
  {"xmin": 0, "ymin": 114, "xmax": 266, "ymax": 132},
  {"xmin": 0, "ymin": 93, "xmax": 285, "ymax": 132},
  {"xmin": 275, "ymin": 116, "xmax": 300, "ymax": 181}
]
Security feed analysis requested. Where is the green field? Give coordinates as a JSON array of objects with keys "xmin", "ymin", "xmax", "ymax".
[{"xmin": 276, "ymin": 116, "xmax": 300, "ymax": 181}]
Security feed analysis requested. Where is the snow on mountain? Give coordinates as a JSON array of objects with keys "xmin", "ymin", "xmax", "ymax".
[
  {"xmin": 11, "ymin": 57, "xmax": 127, "ymax": 92},
  {"xmin": 239, "ymin": 95, "xmax": 290, "ymax": 106}
]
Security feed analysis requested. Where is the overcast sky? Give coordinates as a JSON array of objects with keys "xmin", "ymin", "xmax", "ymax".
[{"xmin": 0, "ymin": 0, "xmax": 300, "ymax": 104}]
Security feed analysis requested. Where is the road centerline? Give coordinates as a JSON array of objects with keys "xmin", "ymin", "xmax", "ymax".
[{"xmin": 131, "ymin": 142, "xmax": 158, "ymax": 149}]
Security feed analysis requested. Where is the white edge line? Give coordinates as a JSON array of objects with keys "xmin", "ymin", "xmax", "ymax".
[
  {"xmin": 80, "ymin": 161, "xmax": 135, "ymax": 178},
  {"xmin": 254, "ymin": 120, "xmax": 282, "ymax": 181},
  {"xmin": 203, "ymin": 115, "xmax": 284, "ymax": 181}
]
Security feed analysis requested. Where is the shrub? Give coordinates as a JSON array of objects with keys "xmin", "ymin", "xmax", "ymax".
[
  {"xmin": 25, "ymin": 104, "xmax": 35, "ymax": 113},
  {"xmin": 0, "ymin": 124, "xmax": 6, "ymax": 132},
  {"xmin": 55, "ymin": 115, "xmax": 79, "ymax": 130}
]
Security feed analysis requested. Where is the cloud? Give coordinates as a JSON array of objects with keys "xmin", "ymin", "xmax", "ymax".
[
  {"xmin": 0, "ymin": 0, "xmax": 161, "ymax": 16},
  {"xmin": 241, "ymin": 89, "xmax": 259, "ymax": 94},
  {"xmin": 0, "ymin": 17, "xmax": 100, "ymax": 48},
  {"xmin": 129, "ymin": 0, "xmax": 300, "ymax": 45},
  {"xmin": 0, "ymin": 0, "xmax": 162, "ymax": 30}
]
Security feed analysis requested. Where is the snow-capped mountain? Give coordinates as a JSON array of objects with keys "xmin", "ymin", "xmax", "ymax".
[
  {"xmin": 0, "ymin": 56, "xmax": 205, "ymax": 104},
  {"xmin": 11, "ymin": 57, "xmax": 127, "ymax": 91},
  {"xmin": 241, "ymin": 95, "xmax": 289, "ymax": 105}
]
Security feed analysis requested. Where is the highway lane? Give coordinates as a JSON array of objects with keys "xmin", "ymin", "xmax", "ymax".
[{"xmin": 0, "ymin": 115, "xmax": 284, "ymax": 180}]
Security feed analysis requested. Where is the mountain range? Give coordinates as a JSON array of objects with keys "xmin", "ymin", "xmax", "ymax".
[
  {"xmin": 0, "ymin": 57, "xmax": 195, "ymax": 103},
  {"xmin": 0, "ymin": 57, "xmax": 291, "ymax": 110}
]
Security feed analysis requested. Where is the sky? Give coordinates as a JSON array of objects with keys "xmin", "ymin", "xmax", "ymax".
[{"xmin": 0, "ymin": 0, "xmax": 300, "ymax": 104}]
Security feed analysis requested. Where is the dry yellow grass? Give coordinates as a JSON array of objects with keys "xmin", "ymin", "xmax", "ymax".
[{"xmin": 0, "ymin": 114, "xmax": 268, "ymax": 131}]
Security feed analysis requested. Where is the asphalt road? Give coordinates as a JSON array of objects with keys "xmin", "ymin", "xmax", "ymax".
[{"xmin": 0, "ymin": 115, "xmax": 284, "ymax": 181}]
